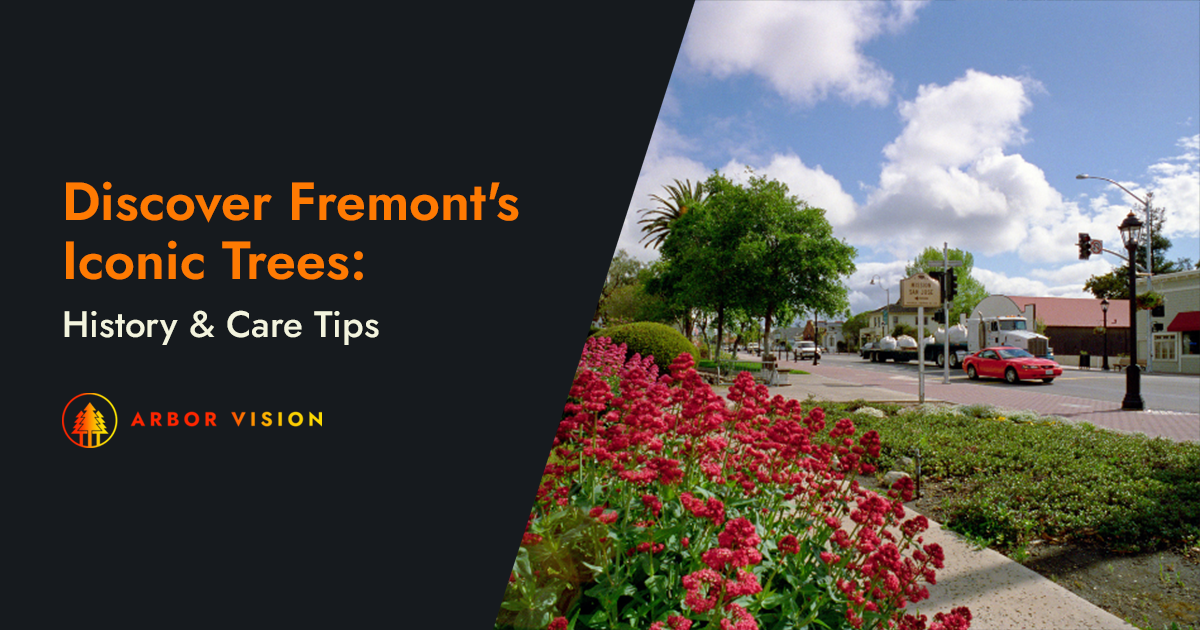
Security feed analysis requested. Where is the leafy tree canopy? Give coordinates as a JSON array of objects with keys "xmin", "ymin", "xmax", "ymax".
[
  {"xmin": 904, "ymin": 247, "xmax": 988, "ymax": 325},
  {"xmin": 1083, "ymin": 210, "xmax": 1195, "ymax": 299}
]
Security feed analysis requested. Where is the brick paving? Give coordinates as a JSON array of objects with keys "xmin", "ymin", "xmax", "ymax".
[{"xmin": 770, "ymin": 355, "xmax": 1198, "ymax": 443}]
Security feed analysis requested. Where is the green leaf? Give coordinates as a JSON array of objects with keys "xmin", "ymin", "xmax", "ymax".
[{"xmin": 645, "ymin": 574, "xmax": 669, "ymax": 598}]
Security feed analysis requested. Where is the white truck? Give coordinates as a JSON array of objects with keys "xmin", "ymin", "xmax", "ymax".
[{"xmin": 963, "ymin": 314, "xmax": 1053, "ymax": 360}]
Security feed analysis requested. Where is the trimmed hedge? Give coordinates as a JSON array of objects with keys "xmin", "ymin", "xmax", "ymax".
[{"xmin": 593, "ymin": 322, "xmax": 697, "ymax": 373}]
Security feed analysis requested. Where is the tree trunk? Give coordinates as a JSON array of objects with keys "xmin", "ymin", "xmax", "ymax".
[
  {"xmin": 763, "ymin": 306, "xmax": 774, "ymax": 360},
  {"xmin": 716, "ymin": 304, "xmax": 726, "ymax": 361}
]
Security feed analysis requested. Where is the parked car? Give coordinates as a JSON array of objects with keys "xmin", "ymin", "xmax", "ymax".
[
  {"xmin": 797, "ymin": 341, "xmax": 817, "ymax": 359},
  {"xmin": 747, "ymin": 342, "xmax": 760, "ymax": 353},
  {"xmin": 962, "ymin": 346, "xmax": 1062, "ymax": 384}
]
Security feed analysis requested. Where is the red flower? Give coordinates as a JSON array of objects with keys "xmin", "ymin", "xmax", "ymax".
[{"xmin": 547, "ymin": 616, "xmax": 568, "ymax": 630}]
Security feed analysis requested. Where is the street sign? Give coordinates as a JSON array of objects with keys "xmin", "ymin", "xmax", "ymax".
[
  {"xmin": 900, "ymin": 273, "xmax": 941, "ymax": 308},
  {"xmin": 926, "ymin": 260, "xmax": 963, "ymax": 269},
  {"xmin": 1090, "ymin": 239, "xmax": 1102, "ymax": 255}
]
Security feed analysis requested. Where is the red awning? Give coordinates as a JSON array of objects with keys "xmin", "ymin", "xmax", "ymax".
[{"xmin": 1167, "ymin": 311, "xmax": 1200, "ymax": 332}]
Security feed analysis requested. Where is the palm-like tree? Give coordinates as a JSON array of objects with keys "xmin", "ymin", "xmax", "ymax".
[{"xmin": 637, "ymin": 179, "xmax": 706, "ymax": 249}]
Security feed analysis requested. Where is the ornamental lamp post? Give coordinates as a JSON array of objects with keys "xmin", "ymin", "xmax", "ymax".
[
  {"xmin": 1118, "ymin": 211, "xmax": 1144, "ymax": 410},
  {"xmin": 1100, "ymin": 298, "xmax": 1110, "ymax": 371}
]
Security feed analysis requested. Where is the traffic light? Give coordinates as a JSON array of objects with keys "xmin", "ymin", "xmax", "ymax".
[
  {"xmin": 933, "ymin": 310, "xmax": 945, "ymax": 324},
  {"xmin": 944, "ymin": 269, "xmax": 958, "ymax": 301},
  {"xmin": 1078, "ymin": 232, "xmax": 1092, "ymax": 260}
]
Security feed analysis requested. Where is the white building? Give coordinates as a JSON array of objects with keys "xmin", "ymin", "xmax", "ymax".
[{"xmin": 1136, "ymin": 268, "xmax": 1200, "ymax": 375}]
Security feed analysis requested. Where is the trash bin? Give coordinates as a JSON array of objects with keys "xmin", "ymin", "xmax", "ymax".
[{"xmin": 1079, "ymin": 351, "xmax": 1090, "ymax": 369}]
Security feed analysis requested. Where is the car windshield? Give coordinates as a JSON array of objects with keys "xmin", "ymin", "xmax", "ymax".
[
  {"xmin": 998, "ymin": 320, "xmax": 1027, "ymax": 331},
  {"xmin": 997, "ymin": 348, "xmax": 1034, "ymax": 359}
]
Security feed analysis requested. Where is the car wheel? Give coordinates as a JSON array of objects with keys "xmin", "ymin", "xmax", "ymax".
[
  {"xmin": 967, "ymin": 365, "xmax": 978, "ymax": 380},
  {"xmin": 1005, "ymin": 368, "xmax": 1018, "ymax": 384},
  {"xmin": 1042, "ymin": 378, "xmax": 1054, "ymax": 384},
  {"xmin": 936, "ymin": 352, "xmax": 945, "ymax": 368}
]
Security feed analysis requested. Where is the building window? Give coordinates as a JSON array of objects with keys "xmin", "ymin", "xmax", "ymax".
[
  {"xmin": 1183, "ymin": 331, "xmax": 1200, "ymax": 356},
  {"xmin": 1153, "ymin": 333, "xmax": 1177, "ymax": 361}
]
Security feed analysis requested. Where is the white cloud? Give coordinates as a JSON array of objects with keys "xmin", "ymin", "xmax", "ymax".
[
  {"xmin": 848, "ymin": 70, "xmax": 1084, "ymax": 263},
  {"xmin": 1149, "ymin": 134, "xmax": 1200, "ymax": 241},
  {"xmin": 845, "ymin": 260, "xmax": 910, "ymax": 313},
  {"xmin": 974, "ymin": 268, "xmax": 1092, "ymax": 300},
  {"xmin": 720, "ymin": 154, "xmax": 858, "ymax": 226},
  {"xmin": 682, "ymin": 1, "xmax": 926, "ymax": 106},
  {"xmin": 613, "ymin": 120, "xmax": 709, "ymax": 262}
]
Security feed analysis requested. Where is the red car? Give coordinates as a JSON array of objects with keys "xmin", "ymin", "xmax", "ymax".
[{"xmin": 962, "ymin": 346, "xmax": 1062, "ymax": 384}]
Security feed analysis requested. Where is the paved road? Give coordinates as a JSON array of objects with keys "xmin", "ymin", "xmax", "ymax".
[
  {"xmin": 813, "ymin": 352, "xmax": 1199, "ymax": 414},
  {"xmin": 749, "ymin": 351, "xmax": 1198, "ymax": 443}
]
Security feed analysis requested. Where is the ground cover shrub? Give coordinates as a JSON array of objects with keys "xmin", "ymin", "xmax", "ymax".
[
  {"xmin": 594, "ymin": 322, "xmax": 698, "ymax": 374},
  {"xmin": 499, "ymin": 336, "xmax": 973, "ymax": 630},
  {"xmin": 695, "ymin": 360, "xmax": 762, "ymax": 373},
  {"xmin": 842, "ymin": 405, "xmax": 1200, "ymax": 552}
]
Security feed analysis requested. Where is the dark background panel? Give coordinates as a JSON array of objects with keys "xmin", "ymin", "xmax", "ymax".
[{"xmin": 12, "ymin": 4, "xmax": 694, "ymax": 626}]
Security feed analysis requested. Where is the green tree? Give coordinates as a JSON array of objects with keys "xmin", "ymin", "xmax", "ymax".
[
  {"xmin": 637, "ymin": 179, "xmax": 707, "ymax": 250},
  {"xmin": 1083, "ymin": 211, "xmax": 1193, "ymax": 299},
  {"xmin": 699, "ymin": 172, "xmax": 856, "ymax": 357},
  {"xmin": 656, "ymin": 190, "xmax": 754, "ymax": 360},
  {"xmin": 842, "ymin": 311, "xmax": 872, "ymax": 352},
  {"xmin": 904, "ymin": 247, "xmax": 988, "ymax": 325},
  {"xmin": 595, "ymin": 249, "xmax": 646, "ymax": 323}
]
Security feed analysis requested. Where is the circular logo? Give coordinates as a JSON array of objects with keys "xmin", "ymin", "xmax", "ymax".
[{"xmin": 63, "ymin": 393, "xmax": 118, "ymax": 448}]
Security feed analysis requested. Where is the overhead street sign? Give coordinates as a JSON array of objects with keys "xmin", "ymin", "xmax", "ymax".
[{"xmin": 900, "ymin": 273, "xmax": 941, "ymax": 308}]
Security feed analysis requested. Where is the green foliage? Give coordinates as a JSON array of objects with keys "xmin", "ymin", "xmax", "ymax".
[
  {"xmin": 595, "ymin": 322, "xmax": 698, "ymax": 373},
  {"xmin": 1084, "ymin": 210, "xmax": 1192, "ymax": 299},
  {"xmin": 823, "ymin": 402, "xmax": 1200, "ymax": 552},
  {"xmin": 637, "ymin": 178, "xmax": 707, "ymax": 250},
  {"xmin": 596, "ymin": 250, "xmax": 647, "ymax": 322},
  {"xmin": 498, "ymin": 508, "xmax": 613, "ymax": 630},
  {"xmin": 891, "ymin": 323, "xmax": 918, "ymax": 339},
  {"xmin": 1136, "ymin": 291, "xmax": 1165, "ymax": 311},
  {"xmin": 841, "ymin": 311, "xmax": 872, "ymax": 351},
  {"xmin": 599, "ymin": 284, "xmax": 670, "ymax": 327},
  {"xmin": 905, "ymin": 247, "xmax": 988, "ymax": 323}
]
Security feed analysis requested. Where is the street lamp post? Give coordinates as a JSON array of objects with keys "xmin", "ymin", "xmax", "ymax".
[
  {"xmin": 1118, "ymin": 212, "xmax": 1144, "ymax": 410},
  {"xmin": 1077, "ymin": 174, "xmax": 1154, "ymax": 373},
  {"xmin": 1100, "ymin": 298, "xmax": 1110, "ymax": 371},
  {"xmin": 870, "ymin": 275, "xmax": 891, "ymax": 338}
]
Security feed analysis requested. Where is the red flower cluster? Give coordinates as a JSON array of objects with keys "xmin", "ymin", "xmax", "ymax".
[
  {"xmin": 680, "ymin": 492, "xmax": 726, "ymax": 527},
  {"xmin": 510, "ymin": 341, "xmax": 971, "ymax": 630},
  {"xmin": 649, "ymin": 615, "xmax": 692, "ymax": 630}
]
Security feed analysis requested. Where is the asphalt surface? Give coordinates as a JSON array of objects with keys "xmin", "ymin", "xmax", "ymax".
[{"xmin": 756, "ymin": 352, "xmax": 1198, "ymax": 443}]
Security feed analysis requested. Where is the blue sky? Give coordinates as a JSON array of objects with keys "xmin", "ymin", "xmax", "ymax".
[{"xmin": 614, "ymin": 1, "xmax": 1200, "ymax": 317}]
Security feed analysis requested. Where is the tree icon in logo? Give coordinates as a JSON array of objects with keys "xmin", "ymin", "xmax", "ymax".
[
  {"xmin": 72, "ymin": 403, "xmax": 109, "ymax": 447},
  {"xmin": 62, "ymin": 394, "xmax": 118, "ymax": 448}
]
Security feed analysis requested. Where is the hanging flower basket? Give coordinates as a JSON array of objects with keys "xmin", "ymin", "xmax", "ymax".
[{"xmin": 1136, "ymin": 291, "xmax": 1164, "ymax": 311}]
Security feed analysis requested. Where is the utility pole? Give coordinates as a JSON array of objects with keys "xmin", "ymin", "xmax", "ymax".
[{"xmin": 943, "ymin": 243, "xmax": 951, "ymax": 384}]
